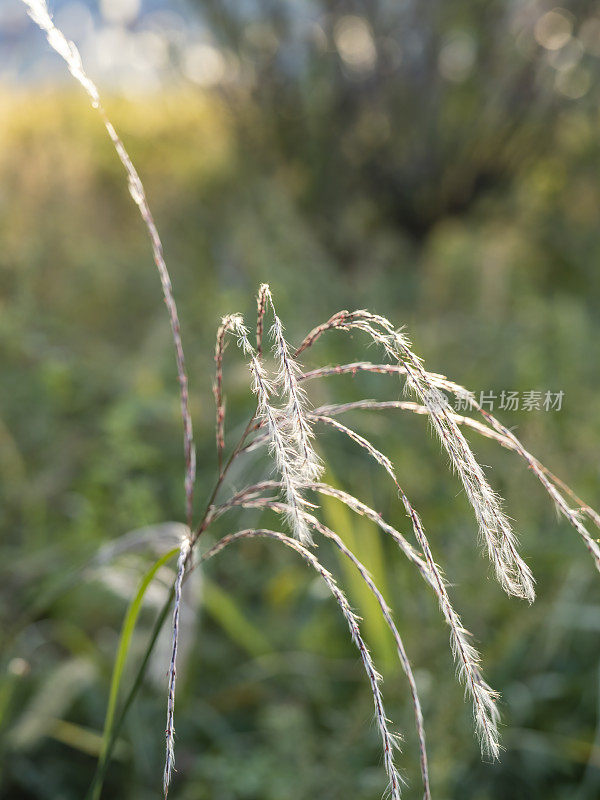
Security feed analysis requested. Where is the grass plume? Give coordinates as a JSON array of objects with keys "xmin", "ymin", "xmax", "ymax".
[{"xmin": 22, "ymin": 4, "xmax": 600, "ymax": 797}]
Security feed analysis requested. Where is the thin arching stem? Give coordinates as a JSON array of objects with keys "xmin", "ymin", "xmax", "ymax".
[
  {"xmin": 201, "ymin": 528, "xmax": 404, "ymax": 800},
  {"xmin": 226, "ymin": 498, "xmax": 431, "ymax": 800}
]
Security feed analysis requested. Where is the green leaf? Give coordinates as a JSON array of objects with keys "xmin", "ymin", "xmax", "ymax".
[
  {"xmin": 203, "ymin": 577, "xmax": 272, "ymax": 658},
  {"xmin": 320, "ymin": 476, "xmax": 396, "ymax": 670},
  {"xmin": 90, "ymin": 546, "xmax": 178, "ymax": 800}
]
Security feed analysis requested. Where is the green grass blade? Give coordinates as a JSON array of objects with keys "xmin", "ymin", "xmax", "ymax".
[
  {"xmin": 203, "ymin": 577, "xmax": 272, "ymax": 657},
  {"xmin": 86, "ymin": 588, "xmax": 174, "ymax": 800},
  {"xmin": 90, "ymin": 547, "xmax": 178, "ymax": 800},
  {"xmin": 320, "ymin": 477, "xmax": 396, "ymax": 670}
]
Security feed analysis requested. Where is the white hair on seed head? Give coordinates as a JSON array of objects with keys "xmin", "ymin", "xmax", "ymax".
[{"xmin": 229, "ymin": 313, "xmax": 316, "ymax": 544}]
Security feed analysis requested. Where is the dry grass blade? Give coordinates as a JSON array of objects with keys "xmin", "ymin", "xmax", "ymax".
[
  {"xmin": 201, "ymin": 528, "xmax": 403, "ymax": 799},
  {"xmin": 21, "ymin": 5, "xmax": 200, "ymax": 795},
  {"xmin": 21, "ymin": 0, "xmax": 196, "ymax": 528}
]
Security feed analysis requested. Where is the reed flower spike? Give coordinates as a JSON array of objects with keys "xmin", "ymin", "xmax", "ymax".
[{"xmin": 22, "ymin": 4, "xmax": 600, "ymax": 797}]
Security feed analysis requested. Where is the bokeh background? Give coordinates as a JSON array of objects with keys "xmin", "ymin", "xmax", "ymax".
[{"xmin": 2, "ymin": 1, "xmax": 600, "ymax": 798}]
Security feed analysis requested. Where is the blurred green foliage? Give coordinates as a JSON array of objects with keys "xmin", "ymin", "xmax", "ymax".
[{"xmin": 2, "ymin": 5, "xmax": 600, "ymax": 795}]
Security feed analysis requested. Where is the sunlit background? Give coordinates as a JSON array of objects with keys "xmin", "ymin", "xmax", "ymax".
[
  {"xmin": 3, "ymin": 0, "xmax": 600, "ymax": 97},
  {"xmin": 2, "ymin": 1, "xmax": 600, "ymax": 798}
]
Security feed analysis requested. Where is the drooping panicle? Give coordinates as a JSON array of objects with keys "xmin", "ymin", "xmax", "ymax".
[
  {"xmin": 314, "ymin": 377, "xmax": 600, "ymax": 576},
  {"xmin": 300, "ymin": 308, "xmax": 535, "ymax": 603},
  {"xmin": 469, "ymin": 401, "xmax": 600, "ymax": 573},
  {"xmin": 378, "ymin": 319, "xmax": 534, "ymax": 602},
  {"xmin": 201, "ymin": 529, "xmax": 403, "ymax": 800},
  {"xmin": 226, "ymin": 496, "xmax": 430, "ymax": 799},
  {"xmin": 300, "ymin": 512, "xmax": 429, "ymax": 799},
  {"xmin": 314, "ymin": 414, "xmax": 502, "ymax": 758}
]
